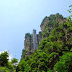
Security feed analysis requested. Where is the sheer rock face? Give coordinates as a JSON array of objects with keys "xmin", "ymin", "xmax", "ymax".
[
  {"xmin": 38, "ymin": 31, "xmax": 42, "ymax": 44},
  {"xmin": 40, "ymin": 14, "xmax": 67, "ymax": 35},
  {"xmin": 40, "ymin": 17, "xmax": 49, "ymax": 33},
  {"xmin": 30, "ymin": 37, "xmax": 33, "ymax": 53},
  {"xmin": 24, "ymin": 34, "xmax": 33, "ymax": 57},
  {"xmin": 58, "ymin": 18, "xmax": 67, "ymax": 23},
  {"xmin": 40, "ymin": 18, "xmax": 67, "ymax": 33},
  {"xmin": 24, "ymin": 34, "xmax": 31, "ymax": 52},
  {"xmin": 24, "ymin": 30, "xmax": 42, "ymax": 57}
]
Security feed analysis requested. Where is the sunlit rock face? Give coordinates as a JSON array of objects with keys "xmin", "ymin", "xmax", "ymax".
[
  {"xmin": 24, "ymin": 33, "xmax": 31, "ymax": 52},
  {"xmin": 24, "ymin": 29, "xmax": 41, "ymax": 57},
  {"xmin": 38, "ymin": 31, "xmax": 42, "ymax": 44},
  {"xmin": 40, "ymin": 16, "xmax": 49, "ymax": 33}
]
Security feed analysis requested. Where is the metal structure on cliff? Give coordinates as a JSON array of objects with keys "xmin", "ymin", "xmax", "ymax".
[{"xmin": 33, "ymin": 29, "xmax": 38, "ymax": 51}]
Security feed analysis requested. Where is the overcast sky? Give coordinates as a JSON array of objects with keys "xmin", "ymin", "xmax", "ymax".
[{"xmin": 0, "ymin": 0, "xmax": 72, "ymax": 61}]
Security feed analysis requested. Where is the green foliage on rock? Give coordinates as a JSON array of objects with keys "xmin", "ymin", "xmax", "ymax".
[
  {"xmin": 42, "ymin": 13, "xmax": 66, "ymax": 38},
  {"xmin": 54, "ymin": 52, "xmax": 72, "ymax": 72},
  {"xmin": 17, "ymin": 13, "xmax": 72, "ymax": 72},
  {"xmin": 11, "ymin": 58, "xmax": 18, "ymax": 64},
  {"xmin": 21, "ymin": 49, "xmax": 27, "ymax": 60},
  {"xmin": 0, "ymin": 67, "xmax": 10, "ymax": 72}
]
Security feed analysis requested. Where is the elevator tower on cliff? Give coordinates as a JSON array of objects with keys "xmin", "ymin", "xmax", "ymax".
[{"xmin": 33, "ymin": 29, "xmax": 38, "ymax": 51}]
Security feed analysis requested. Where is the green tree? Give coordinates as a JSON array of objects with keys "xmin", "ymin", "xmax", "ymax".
[
  {"xmin": 11, "ymin": 58, "xmax": 18, "ymax": 71},
  {"xmin": 54, "ymin": 52, "xmax": 72, "ymax": 72},
  {"xmin": 11, "ymin": 58, "xmax": 18, "ymax": 64},
  {"xmin": 0, "ymin": 51, "xmax": 9, "ymax": 66},
  {"xmin": 0, "ymin": 51, "xmax": 14, "ymax": 71},
  {"xmin": 0, "ymin": 67, "xmax": 10, "ymax": 72}
]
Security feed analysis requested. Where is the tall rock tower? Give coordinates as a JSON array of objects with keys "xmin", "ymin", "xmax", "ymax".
[{"xmin": 33, "ymin": 29, "xmax": 38, "ymax": 51}]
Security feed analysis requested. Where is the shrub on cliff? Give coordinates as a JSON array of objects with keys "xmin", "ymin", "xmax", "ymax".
[{"xmin": 54, "ymin": 52, "xmax": 72, "ymax": 72}]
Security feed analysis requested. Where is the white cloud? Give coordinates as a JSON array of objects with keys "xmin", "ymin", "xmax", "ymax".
[
  {"xmin": 0, "ymin": 50, "xmax": 6, "ymax": 54},
  {"xmin": 8, "ymin": 54, "xmax": 12, "ymax": 62}
]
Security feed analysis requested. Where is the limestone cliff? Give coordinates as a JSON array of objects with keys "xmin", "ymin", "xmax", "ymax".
[
  {"xmin": 38, "ymin": 31, "xmax": 42, "ymax": 44},
  {"xmin": 40, "ymin": 13, "xmax": 67, "ymax": 39},
  {"xmin": 18, "ymin": 13, "xmax": 72, "ymax": 72},
  {"xmin": 24, "ymin": 33, "xmax": 31, "ymax": 51},
  {"xmin": 23, "ymin": 30, "xmax": 42, "ymax": 57},
  {"xmin": 40, "ymin": 16, "xmax": 49, "ymax": 33},
  {"xmin": 24, "ymin": 33, "xmax": 32, "ymax": 57},
  {"xmin": 22, "ymin": 13, "xmax": 67, "ymax": 58},
  {"xmin": 40, "ymin": 13, "xmax": 67, "ymax": 33}
]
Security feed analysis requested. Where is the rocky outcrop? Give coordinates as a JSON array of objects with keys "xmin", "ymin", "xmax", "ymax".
[
  {"xmin": 24, "ymin": 30, "xmax": 42, "ymax": 57},
  {"xmin": 38, "ymin": 31, "xmax": 42, "ymax": 44},
  {"xmin": 40, "ymin": 13, "xmax": 67, "ymax": 39},
  {"xmin": 23, "ymin": 13, "xmax": 67, "ymax": 58},
  {"xmin": 40, "ymin": 16, "xmax": 49, "ymax": 33},
  {"xmin": 24, "ymin": 33, "xmax": 33, "ymax": 57},
  {"xmin": 24, "ymin": 33, "xmax": 31, "ymax": 52}
]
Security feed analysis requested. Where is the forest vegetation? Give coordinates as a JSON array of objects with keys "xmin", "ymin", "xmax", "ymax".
[
  {"xmin": 0, "ymin": 5, "xmax": 72, "ymax": 72},
  {"xmin": 16, "ymin": 6, "xmax": 72, "ymax": 72}
]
